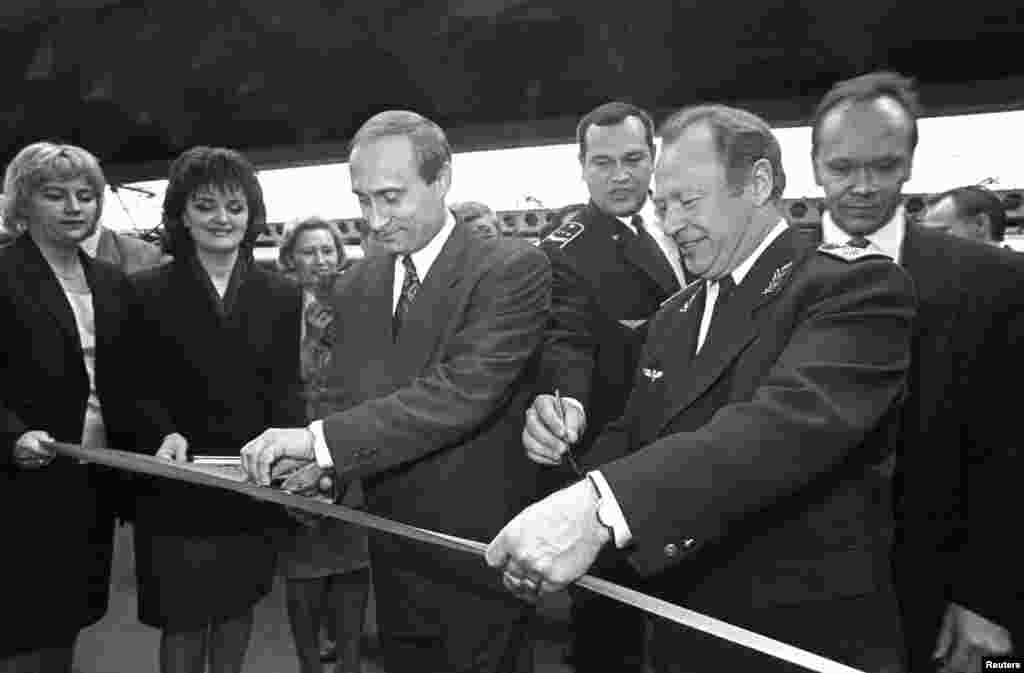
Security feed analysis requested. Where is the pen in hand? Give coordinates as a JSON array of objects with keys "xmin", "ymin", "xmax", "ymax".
[{"xmin": 553, "ymin": 389, "xmax": 584, "ymax": 479}]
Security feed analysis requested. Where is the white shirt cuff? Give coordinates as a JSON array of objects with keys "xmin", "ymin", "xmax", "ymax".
[
  {"xmin": 308, "ymin": 420, "xmax": 333, "ymax": 468},
  {"xmin": 587, "ymin": 470, "xmax": 633, "ymax": 548},
  {"xmin": 561, "ymin": 396, "xmax": 585, "ymax": 418}
]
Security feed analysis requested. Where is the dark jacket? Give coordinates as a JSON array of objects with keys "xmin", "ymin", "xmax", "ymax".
[
  {"xmin": 537, "ymin": 201, "xmax": 680, "ymax": 460},
  {"xmin": 0, "ymin": 235, "xmax": 137, "ymax": 656},
  {"xmin": 889, "ymin": 224, "xmax": 1024, "ymax": 660},
  {"xmin": 128, "ymin": 253, "xmax": 304, "ymax": 628},
  {"xmin": 319, "ymin": 219, "xmax": 551, "ymax": 593},
  {"xmin": 586, "ymin": 227, "xmax": 915, "ymax": 630}
]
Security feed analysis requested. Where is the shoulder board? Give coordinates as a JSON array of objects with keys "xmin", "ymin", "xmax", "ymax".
[
  {"xmin": 816, "ymin": 243, "xmax": 892, "ymax": 263},
  {"xmin": 540, "ymin": 219, "xmax": 585, "ymax": 249}
]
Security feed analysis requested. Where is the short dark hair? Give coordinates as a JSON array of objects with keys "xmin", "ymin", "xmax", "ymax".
[
  {"xmin": 577, "ymin": 102, "xmax": 656, "ymax": 162},
  {"xmin": 929, "ymin": 186, "xmax": 1008, "ymax": 241},
  {"xmin": 659, "ymin": 104, "xmax": 786, "ymax": 200},
  {"xmin": 161, "ymin": 146, "xmax": 267, "ymax": 258},
  {"xmin": 350, "ymin": 110, "xmax": 451, "ymax": 184},
  {"xmin": 811, "ymin": 71, "xmax": 921, "ymax": 158}
]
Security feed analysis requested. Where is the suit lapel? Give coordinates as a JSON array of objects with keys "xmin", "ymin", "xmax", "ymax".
[
  {"xmin": 899, "ymin": 221, "xmax": 963, "ymax": 362},
  {"xmin": 14, "ymin": 235, "xmax": 81, "ymax": 349},
  {"xmin": 354, "ymin": 254, "xmax": 395, "ymax": 345},
  {"xmin": 642, "ymin": 224, "xmax": 681, "ymax": 293},
  {"xmin": 393, "ymin": 220, "xmax": 468, "ymax": 374},
  {"xmin": 899, "ymin": 221, "xmax": 951, "ymax": 307},
  {"xmin": 619, "ymin": 213, "xmax": 679, "ymax": 295},
  {"xmin": 83, "ymin": 255, "xmax": 120, "ymax": 362},
  {"xmin": 655, "ymin": 228, "xmax": 804, "ymax": 434}
]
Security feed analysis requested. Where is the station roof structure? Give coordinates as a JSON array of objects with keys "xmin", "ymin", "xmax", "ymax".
[{"xmin": 2, "ymin": 0, "xmax": 1022, "ymax": 183}]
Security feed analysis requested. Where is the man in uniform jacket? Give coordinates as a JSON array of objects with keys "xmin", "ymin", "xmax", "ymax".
[
  {"xmin": 810, "ymin": 71, "xmax": 1024, "ymax": 671},
  {"xmin": 524, "ymin": 101, "xmax": 684, "ymax": 673},
  {"xmin": 488, "ymin": 104, "xmax": 916, "ymax": 672},
  {"xmin": 242, "ymin": 110, "xmax": 551, "ymax": 673},
  {"xmin": 528, "ymin": 102, "xmax": 683, "ymax": 470}
]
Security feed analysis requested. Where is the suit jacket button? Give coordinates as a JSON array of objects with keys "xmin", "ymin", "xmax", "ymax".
[{"xmin": 664, "ymin": 543, "xmax": 679, "ymax": 558}]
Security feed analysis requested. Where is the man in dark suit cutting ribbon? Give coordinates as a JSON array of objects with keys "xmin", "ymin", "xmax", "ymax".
[{"xmin": 241, "ymin": 110, "xmax": 551, "ymax": 673}]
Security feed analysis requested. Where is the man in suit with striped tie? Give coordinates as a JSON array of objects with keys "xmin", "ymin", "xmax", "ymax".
[{"xmin": 242, "ymin": 110, "xmax": 551, "ymax": 673}]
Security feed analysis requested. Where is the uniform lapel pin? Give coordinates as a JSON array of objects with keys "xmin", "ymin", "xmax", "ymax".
[
  {"xmin": 642, "ymin": 367, "xmax": 663, "ymax": 381},
  {"xmin": 763, "ymin": 261, "xmax": 793, "ymax": 296}
]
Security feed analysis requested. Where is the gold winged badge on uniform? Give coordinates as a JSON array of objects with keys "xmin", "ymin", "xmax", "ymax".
[
  {"xmin": 762, "ymin": 261, "xmax": 794, "ymax": 296},
  {"xmin": 817, "ymin": 242, "xmax": 891, "ymax": 263},
  {"xmin": 541, "ymin": 219, "xmax": 584, "ymax": 249}
]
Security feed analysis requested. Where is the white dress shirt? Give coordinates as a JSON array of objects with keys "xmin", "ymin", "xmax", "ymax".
[
  {"xmin": 391, "ymin": 210, "xmax": 457, "ymax": 312},
  {"xmin": 615, "ymin": 214, "xmax": 638, "ymax": 236},
  {"xmin": 821, "ymin": 205, "xmax": 905, "ymax": 262},
  {"xmin": 594, "ymin": 219, "xmax": 789, "ymax": 548},
  {"xmin": 56, "ymin": 278, "xmax": 107, "ymax": 450},
  {"xmin": 695, "ymin": 220, "xmax": 789, "ymax": 354},
  {"xmin": 310, "ymin": 210, "xmax": 458, "ymax": 468}
]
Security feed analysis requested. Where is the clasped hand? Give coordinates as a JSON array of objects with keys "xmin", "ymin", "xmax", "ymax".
[
  {"xmin": 12, "ymin": 430, "xmax": 56, "ymax": 469},
  {"xmin": 523, "ymin": 394, "xmax": 586, "ymax": 465},
  {"xmin": 485, "ymin": 479, "xmax": 610, "ymax": 603},
  {"xmin": 934, "ymin": 602, "xmax": 1013, "ymax": 673},
  {"xmin": 239, "ymin": 427, "xmax": 316, "ymax": 485}
]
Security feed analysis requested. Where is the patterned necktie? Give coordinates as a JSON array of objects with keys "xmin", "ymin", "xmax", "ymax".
[
  {"xmin": 301, "ymin": 297, "xmax": 333, "ymax": 384},
  {"xmin": 393, "ymin": 255, "xmax": 421, "ymax": 337},
  {"xmin": 847, "ymin": 236, "xmax": 870, "ymax": 249}
]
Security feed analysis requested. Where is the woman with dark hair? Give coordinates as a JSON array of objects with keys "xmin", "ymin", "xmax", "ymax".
[
  {"xmin": 276, "ymin": 216, "xmax": 370, "ymax": 673},
  {"xmin": 0, "ymin": 141, "xmax": 136, "ymax": 672},
  {"xmin": 130, "ymin": 146, "xmax": 304, "ymax": 673}
]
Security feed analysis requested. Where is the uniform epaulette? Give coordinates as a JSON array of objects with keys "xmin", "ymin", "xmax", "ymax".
[
  {"xmin": 816, "ymin": 242, "xmax": 892, "ymax": 263},
  {"xmin": 540, "ymin": 219, "xmax": 585, "ymax": 250}
]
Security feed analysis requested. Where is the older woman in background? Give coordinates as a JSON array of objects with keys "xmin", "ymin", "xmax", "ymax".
[
  {"xmin": 276, "ymin": 215, "xmax": 370, "ymax": 673},
  {"xmin": 451, "ymin": 200, "xmax": 502, "ymax": 239},
  {"xmin": 0, "ymin": 142, "xmax": 137, "ymax": 672},
  {"xmin": 130, "ymin": 147, "xmax": 304, "ymax": 673}
]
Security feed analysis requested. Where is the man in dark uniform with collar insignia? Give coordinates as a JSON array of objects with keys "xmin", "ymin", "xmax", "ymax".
[
  {"xmin": 524, "ymin": 101, "xmax": 684, "ymax": 673},
  {"xmin": 490, "ymin": 104, "xmax": 916, "ymax": 672}
]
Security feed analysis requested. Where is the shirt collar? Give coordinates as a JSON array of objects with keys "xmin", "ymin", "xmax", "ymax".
[
  {"xmin": 400, "ymin": 209, "xmax": 457, "ymax": 280},
  {"xmin": 821, "ymin": 205, "xmax": 905, "ymax": 261},
  {"xmin": 80, "ymin": 224, "xmax": 103, "ymax": 258},
  {"xmin": 615, "ymin": 196, "xmax": 657, "ymax": 235},
  {"xmin": 728, "ymin": 219, "xmax": 789, "ymax": 286},
  {"xmin": 615, "ymin": 215, "xmax": 638, "ymax": 235}
]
